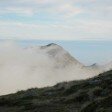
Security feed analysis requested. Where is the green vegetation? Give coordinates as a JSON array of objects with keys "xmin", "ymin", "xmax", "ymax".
[{"xmin": 0, "ymin": 70, "xmax": 112, "ymax": 112}]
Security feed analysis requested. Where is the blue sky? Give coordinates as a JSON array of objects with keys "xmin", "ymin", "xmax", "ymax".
[
  {"xmin": 0, "ymin": 0, "xmax": 112, "ymax": 40},
  {"xmin": 0, "ymin": 0, "xmax": 112, "ymax": 64},
  {"xmin": 14, "ymin": 40, "xmax": 112, "ymax": 65}
]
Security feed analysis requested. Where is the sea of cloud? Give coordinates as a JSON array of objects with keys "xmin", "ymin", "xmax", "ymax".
[{"xmin": 0, "ymin": 41, "xmax": 103, "ymax": 95}]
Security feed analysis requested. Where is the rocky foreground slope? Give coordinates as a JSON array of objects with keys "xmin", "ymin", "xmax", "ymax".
[{"xmin": 0, "ymin": 70, "xmax": 112, "ymax": 112}]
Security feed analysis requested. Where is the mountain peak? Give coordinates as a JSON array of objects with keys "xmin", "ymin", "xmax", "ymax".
[
  {"xmin": 46, "ymin": 43, "xmax": 57, "ymax": 47},
  {"xmin": 40, "ymin": 43, "xmax": 61, "ymax": 49}
]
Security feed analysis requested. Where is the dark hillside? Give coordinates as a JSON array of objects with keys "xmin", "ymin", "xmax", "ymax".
[{"xmin": 0, "ymin": 70, "xmax": 112, "ymax": 112}]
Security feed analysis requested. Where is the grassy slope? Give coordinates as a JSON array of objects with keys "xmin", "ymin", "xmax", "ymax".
[{"xmin": 0, "ymin": 70, "xmax": 112, "ymax": 112}]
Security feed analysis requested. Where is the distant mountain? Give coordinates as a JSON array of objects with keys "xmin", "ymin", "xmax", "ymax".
[
  {"xmin": 0, "ymin": 70, "xmax": 112, "ymax": 112},
  {"xmin": 41, "ymin": 43, "xmax": 84, "ymax": 67},
  {"xmin": 28, "ymin": 43, "xmax": 83, "ymax": 68},
  {"xmin": 0, "ymin": 43, "xmax": 111, "ymax": 95}
]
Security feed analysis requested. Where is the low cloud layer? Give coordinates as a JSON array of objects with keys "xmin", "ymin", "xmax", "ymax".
[{"xmin": 0, "ymin": 41, "xmax": 106, "ymax": 95}]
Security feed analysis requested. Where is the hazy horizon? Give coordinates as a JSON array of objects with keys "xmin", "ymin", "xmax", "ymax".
[{"xmin": 0, "ymin": 39, "xmax": 112, "ymax": 65}]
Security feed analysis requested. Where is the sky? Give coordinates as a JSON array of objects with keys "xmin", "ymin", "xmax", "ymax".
[
  {"xmin": 1, "ymin": 39, "xmax": 111, "ymax": 65},
  {"xmin": 0, "ymin": 0, "xmax": 112, "ymax": 64},
  {"xmin": 0, "ymin": 0, "xmax": 112, "ymax": 40}
]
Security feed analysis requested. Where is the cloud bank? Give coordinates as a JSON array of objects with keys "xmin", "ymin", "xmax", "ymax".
[{"xmin": 0, "ymin": 41, "xmax": 103, "ymax": 95}]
